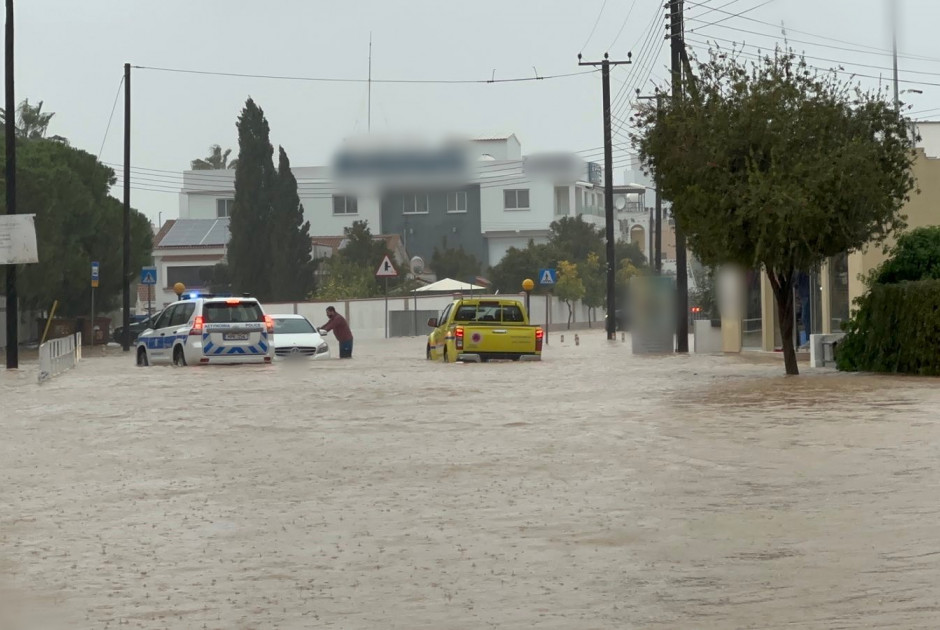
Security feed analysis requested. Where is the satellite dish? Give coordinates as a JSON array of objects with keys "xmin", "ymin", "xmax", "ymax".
[
  {"xmin": 614, "ymin": 195, "xmax": 627, "ymax": 210},
  {"xmin": 410, "ymin": 256, "xmax": 425, "ymax": 274}
]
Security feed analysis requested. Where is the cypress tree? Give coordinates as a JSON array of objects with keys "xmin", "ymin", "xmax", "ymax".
[
  {"xmin": 270, "ymin": 146, "xmax": 314, "ymax": 300},
  {"xmin": 229, "ymin": 98, "xmax": 277, "ymax": 300}
]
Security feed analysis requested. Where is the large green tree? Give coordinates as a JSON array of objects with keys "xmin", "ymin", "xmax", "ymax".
[
  {"xmin": 1, "ymin": 131, "xmax": 152, "ymax": 317},
  {"xmin": 230, "ymin": 99, "xmax": 278, "ymax": 301},
  {"xmin": 581, "ymin": 252, "xmax": 605, "ymax": 327},
  {"xmin": 430, "ymin": 241, "xmax": 481, "ymax": 282},
  {"xmin": 632, "ymin": 47, "xmax": 915, "ymax": 374},
  {"xmin": 489, "ymin": 240, "xmax": 558, "ymax": 294},
  {"xmin": 315, "ymin": 220, "xmax": 396, "ymax": 299},
  {"xmin": 269, "ymin": 147, "xmax": 314, "ymax": 300},
  {"xmin": 0, "ymin": 99, "xmax": 67, "ymax": 143},
  {"xmin": 548, "ymin": 216, "xmax": 604, "ymax": 264}
]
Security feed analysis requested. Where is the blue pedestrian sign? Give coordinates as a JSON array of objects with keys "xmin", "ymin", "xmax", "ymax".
[
  {"xmin": 91, "ymin": 261, "xmax": 100, "ymax": 288},
  {"xmin": 538, "ymin": 268, "xmax": 557, "ymax": 286},
  {"xmin": 140, "ymin": 266, "xmax": 157, "ymax": 286}
]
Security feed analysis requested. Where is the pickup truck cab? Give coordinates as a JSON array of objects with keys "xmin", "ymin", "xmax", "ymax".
[{"xmin": 426, "ymin": 298, "xmax": 543, "ymax": 363}]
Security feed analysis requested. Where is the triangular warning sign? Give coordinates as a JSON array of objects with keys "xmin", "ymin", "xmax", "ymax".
[
  {"xmin": 540, "ymin": 269, "xmax": 555, "ymax": 285},
  {"xmin": 375, "ymin": 254, "xmax": 399, "ymax": 278},
  {"xmin": 143, "ymin": 271, "xmax": 155, "ymax": 283}
]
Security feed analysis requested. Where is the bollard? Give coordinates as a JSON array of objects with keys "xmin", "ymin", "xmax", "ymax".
[
  {"xmin": 621, "ymin": 332, "xmax": 625, "ymax": 343},
  {"xmin": 560, "ymin": 334, "xmax": 565, "ymax": 343},
  {"xmin": 575, "ymin": 334, "xmax": 580, "ymax": 346}
]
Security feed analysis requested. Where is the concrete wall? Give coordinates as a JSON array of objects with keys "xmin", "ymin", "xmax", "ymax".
[{"xmin": 264, "ymin": 293, "xmax": 593, "ymax": 341}]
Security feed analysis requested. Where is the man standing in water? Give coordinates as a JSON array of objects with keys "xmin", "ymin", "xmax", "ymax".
[{"xmin": 320, "ymin": 306, "xmax": 354, "ymax": 358}]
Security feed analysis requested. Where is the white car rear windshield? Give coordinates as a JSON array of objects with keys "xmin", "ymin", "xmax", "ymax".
[{"xmin": 203, "ymin": 301, "xmax": 263, "ymax": 323}]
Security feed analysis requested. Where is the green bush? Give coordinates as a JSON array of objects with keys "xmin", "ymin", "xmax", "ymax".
[
  {"xmin": 836, "ymin": 280, "xmax": 940, "ymax": 375},
  {"xmin": 871, "ymin": 226, "xmax": 940, "ymax": 284}
]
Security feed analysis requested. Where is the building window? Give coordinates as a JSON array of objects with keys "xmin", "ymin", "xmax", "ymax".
[
  {"xmin": 403, "ymin": 193, "xmax": 429, "ymax": 215},
  {"xmin": 447, "ymin": 191, "xmax": 468, "ymax": 213},
  {"xmin": 504, "ymin": 189, "xmax": 530, "ymax": 210},
  {"xmin": 216, "ymin": 198, "xmax": 234, "ymax": 218},
  {"xmin": 167, "ymin": 265, "xmax": 215, "ymax": 288},
  {"xmin": 332, "ymin": 195, "xmax": 358, "ymax": 215},
  {"xmin": 554, "ymin": 186, "xmax": 570, "ymax": 215}
]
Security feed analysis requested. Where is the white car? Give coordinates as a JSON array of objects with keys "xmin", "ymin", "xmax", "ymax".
[
  {"xmin": 271, "ymin": 314, "xmax": 331, "ymax": 360},
  {"xmin": 136, "ymin": 295, "xmax": 275, "ymax": 366}
]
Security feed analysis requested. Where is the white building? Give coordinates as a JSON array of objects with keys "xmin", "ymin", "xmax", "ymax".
[{"xmin": 177, "ymin": 134, "xmax": 613, "ymax": 269}]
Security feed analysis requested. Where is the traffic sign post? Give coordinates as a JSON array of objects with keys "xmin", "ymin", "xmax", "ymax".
[
  {"xmin": 90, "ymin": 262, "xmax": 100, "ymax": 345},
  {"xmin": 538, "ymin": 268, "xmax": 557, "ymax": 286},
  {"xmin": 140, "ymin": 266, "xmax": 157, "ymax": 317},
  {"xmin": 375, "ymin": 255, "xmax": 398, "ymax": 339}
]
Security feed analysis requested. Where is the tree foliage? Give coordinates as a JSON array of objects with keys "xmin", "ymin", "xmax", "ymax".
[
  {"xmin": 0, "ymin": 132, "xmax": 152, "ymax": 317},
  {"xmin": 632, "ymin": 47, "xmax": 916, "ymax": 374},
  {"xmin": 315, "ymin": 220, "xmax": 396, "ymax": 299},
  {"xmin": 581, "ymin": 252, "xmax": 605, "ymax": 326},
  {"xmin": 489, "ymin": 240, "xmax": 556, "ymax": 294},
  {"xmin": 0, "ymin": 99, "xmax": 67, "ymax": 143},
  {"xmin": 191, "ymin": 144, "xmax": 237, "ymax": 170},
  {"xmin": 869, "ymin": 226, "xmax": 940, "ymax": 285},
  {"xmin": 548, "ymin": 216, "xmax": 604, "ymax": 264},
  {"xmin": 229, "ymin": 99, "xmax": 313, "ymax": 301},
  {"xmin": 270, "ymin": 147, "xmax": 314, "ymax": 300},
  {"xmin": 430, "ymin": 242, "xmax": 481, "ymax": 282},
  {"xmin": 554, "ymin": 260, "xmax": 585, "ymax": 329}
]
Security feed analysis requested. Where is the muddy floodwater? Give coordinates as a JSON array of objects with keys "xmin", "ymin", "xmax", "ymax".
[{"xmin": 2, "ymin": 331, "xmax": 939, "ymax": 629}]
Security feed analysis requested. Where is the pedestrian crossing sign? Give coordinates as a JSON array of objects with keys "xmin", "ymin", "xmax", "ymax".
[
  {"xmin": 538, "ymin": 268, "xmax": 557, "ymax": 285},
  {"xmin": 140, "ymin": 267, "xmax": 157, "ymax": 285}
]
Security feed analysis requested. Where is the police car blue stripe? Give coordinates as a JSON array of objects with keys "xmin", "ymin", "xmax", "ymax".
[{"xmin": 204, "ymin": 341, "xmax": 214, "ymax": 353}]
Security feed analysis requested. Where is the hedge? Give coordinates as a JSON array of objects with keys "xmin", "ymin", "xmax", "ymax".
[{"xmin": 836, "ymin": 279, "xmax": 940, "ymax": 375}]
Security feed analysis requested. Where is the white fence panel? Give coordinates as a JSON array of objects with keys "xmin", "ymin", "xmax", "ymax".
[{"xmin": 38, "ymin": 332, "xmax": 82, "ymax": 384}]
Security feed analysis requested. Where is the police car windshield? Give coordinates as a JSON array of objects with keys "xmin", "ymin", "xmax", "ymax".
[
  {"xmin": 273, "ymin": 318, "xmax": 315, "ymax": 334},
  {"xmin": 203, "ymin": 301, "xmax": 263, "ymax": 323}
]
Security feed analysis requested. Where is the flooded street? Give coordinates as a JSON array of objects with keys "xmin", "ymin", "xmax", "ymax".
[{"xmin": 2, "ymin": 331, "xmax": 939, "ymax": 629}]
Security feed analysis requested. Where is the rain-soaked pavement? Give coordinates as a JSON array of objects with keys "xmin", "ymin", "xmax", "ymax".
[{"xmin": 2, "ymin": 331, "xmax": 939, "ymax": 629}]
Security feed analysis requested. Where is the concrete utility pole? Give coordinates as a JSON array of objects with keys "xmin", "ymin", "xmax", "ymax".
[
  {"xmin": 5, "ymin": 0, "xmax": 17, "ymax": 369},
  {"xmin": 890, "ymin": 0, "xmax": 899, "ymax": 109},
  {"xmin": 669, "ymin": 0, "xmax": 689, "ymax": 353},
  {"xmin": 578, "ymin": 52, "xmax": 632, "ymax": 340},
  {"xmin": 637, "ymin": 91, "xmax": 664, "ymax": 275},
  {"xmin": 122, "ymin": 62, "xmax": 131, "ymax": 351}
]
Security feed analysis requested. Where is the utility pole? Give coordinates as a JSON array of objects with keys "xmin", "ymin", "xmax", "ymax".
[
  {"xmin": 4, "ymin": 0, "xmax": 16, "ymax": 368},
  {"xmin": 368, "ymin": 33, "xmax": 372, "ymax": 133},
  {"xmin": 122, "ymin": 62, "xmax": 131, "ymax": 352},
  {"xmin": 670, "ymin": 0, "xmax": 689, "ymax": 353},
  {"xmin": 579, "ymin": 52, "xmax": 632, "ymax": 340},
  {"xmin": 637, "ymin": 91, "xmax": 664, "ymax": 275},
  {"xmin": 890, "ymin": 0, "xmax": 899, "ymax": 109}
]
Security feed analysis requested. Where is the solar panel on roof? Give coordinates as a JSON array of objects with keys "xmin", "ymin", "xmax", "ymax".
[{"xmin": 158, "ymin": 219, "xmax": 230, "ymax": 247}]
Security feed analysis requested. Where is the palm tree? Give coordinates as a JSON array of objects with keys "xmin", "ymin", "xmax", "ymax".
[
  {"xmin": 0, "ymin": 99, "xmax": 67, "ymax": 142},
  {"xmin": 191, "ymin": 144, "xmax": 238, "ymax": 170}
]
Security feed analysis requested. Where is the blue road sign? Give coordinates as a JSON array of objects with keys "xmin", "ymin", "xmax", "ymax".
[
  {"xmin": 538, "ymin": 268, "xmax": 557, "ymax": 286},
  {"xmin": 91, "ymin": 261, "xmax": 100, "ymax": 280},
  {"xmin": 140, "ymin": 266, "xmax": 157, "ymax": 285}
]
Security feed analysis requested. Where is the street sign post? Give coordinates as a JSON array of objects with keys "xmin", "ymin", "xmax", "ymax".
[
  {"xmin": 538, "ymin": 268, "xmax": 557, "ymax": 286},
  {"xmin": 90, "ymin": 261, "xmax": 100, "ymax": 345},
  {"xmin": 375, "ymin": 255, "xmax": 399, "ymax": 339},
  {"xmin": 140, "ymin": 266, "xmax": 157, "ymax": 317}
]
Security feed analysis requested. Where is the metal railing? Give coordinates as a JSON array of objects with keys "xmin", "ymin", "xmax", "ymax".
[{"xmin": 38, "ymin": 332, "xmax": 82, "ymax": 384}]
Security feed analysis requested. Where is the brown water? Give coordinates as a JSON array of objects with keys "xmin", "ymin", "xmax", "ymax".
[{"xmin": 2, "ymin": 332, "xmax": 939, "ymax": 629}]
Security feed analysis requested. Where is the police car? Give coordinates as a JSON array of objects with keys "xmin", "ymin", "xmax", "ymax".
[{"xmin": 135, "ymin": 294, "xmax": 275, "ymax": 367}]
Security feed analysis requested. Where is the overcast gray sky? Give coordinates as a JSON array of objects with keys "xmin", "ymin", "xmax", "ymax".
[{"xmin": 7, "ymin": 0, "xmax": 940, "ymax": 224}]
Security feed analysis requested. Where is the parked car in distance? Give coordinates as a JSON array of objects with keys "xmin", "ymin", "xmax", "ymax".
[
  {"xmin": 427, "ymin": 298, "xmax": 543, "ymax": 363},
  {"xmin": 113, "ymin": 310, "xmax": 162, "ymax": 344},
  {"xmin": 270, "ymin": 314, "xmax": 331, "ymax": 360}
]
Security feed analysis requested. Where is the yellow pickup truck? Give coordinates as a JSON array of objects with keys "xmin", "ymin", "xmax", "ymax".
[{"xmin": 426, "ymin": 298, "xmax": 544, "ymax": 363}]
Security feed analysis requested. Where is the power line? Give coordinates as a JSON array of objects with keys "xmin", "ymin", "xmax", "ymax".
[
  {"xmin": 607, "ymin": 0, "xmax": 641, "ymax": 52},
  {"xmin": 687, "ymin": 0, "xmax": 743, "ymax": 21},
  {"xmin": 580, "ymin": 0, "xmax": 609, "ymax": 54},
  {"xmin": 132, "ymin": 64, "xmax": 599, "ymax": 85},
  {"xmin": 686, "ymin": 0, "xmax": 775, "ymax": 31},
  {"xmin": 97, "ymin": 75, "xmax": 124, "ymax": 159}
]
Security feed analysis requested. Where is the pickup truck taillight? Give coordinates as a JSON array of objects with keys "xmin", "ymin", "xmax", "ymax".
[
  {"xmin": 455, "ymin": 326, "xmax": 464, "ymax": 350},
  {"xmin": 535, "ymin": 328, "xmax": 544, "ymax": 351},
  {"xmin": 189, "ymin": 315, "xmax": 205, "ymax": 336}
]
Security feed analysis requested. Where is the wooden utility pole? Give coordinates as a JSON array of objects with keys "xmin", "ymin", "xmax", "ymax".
[
  {"xmin": 122, "ymin": 62, "xmax": 131, "ymax": 351},
  {"xmin": 578, "ymin": 52, "xmax": 632, "ymax": 340},
  {"xmin": 5, "ymin": 0, "xmax": 17, "ymax": 369},
  {"xmin": 670, "ymin": 0, "xmax": 689, "ymax": 353}
]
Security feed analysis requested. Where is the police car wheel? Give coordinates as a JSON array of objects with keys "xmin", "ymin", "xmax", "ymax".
[
  {"xmin": 173, "ymin": 346, "xmax": 187, "ymax": 367},
  {"xmin": 136, "ymin": 347, "xmax": 149, "ymax": 367}
]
